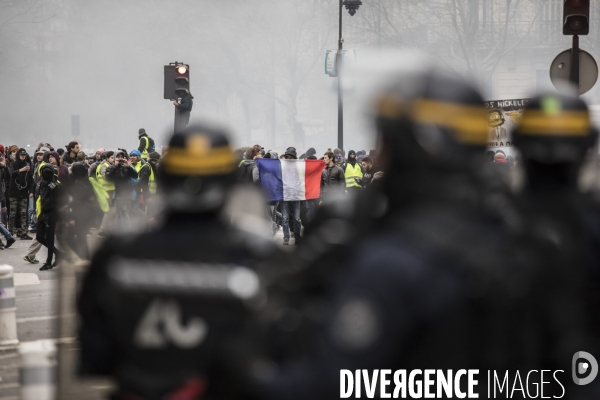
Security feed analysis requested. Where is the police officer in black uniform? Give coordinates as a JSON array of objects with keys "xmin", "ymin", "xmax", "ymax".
[
  {"xmin": 513, "ymin": 93, "xmax": 600, "ymax": 398},
  {"xmin": 78, "ymin": 125, "xmax": 282, "ymax": 400},
  {"xmin": 237, "ymin": 70, "xmax": 580, "ymax": 399}
]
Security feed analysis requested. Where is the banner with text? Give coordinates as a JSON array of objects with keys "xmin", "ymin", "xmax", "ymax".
[{"xmin": 484, "ymin": 98, "xmax": 530, "ymax": 161}]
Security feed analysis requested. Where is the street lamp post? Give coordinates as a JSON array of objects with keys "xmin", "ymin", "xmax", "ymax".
[{"xmin": 337, "ymin": 0, "xmax": 362, "ymax": 151}]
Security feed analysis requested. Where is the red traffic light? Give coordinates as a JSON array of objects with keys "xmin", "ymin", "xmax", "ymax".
[
  {"xmin": 567, "ymin": 0, "xmax": 584, "ymax": 8},
  {"xmin": 563, "ymin": 0, "xmax": 589, "ymax": 35},
  {"xmin": 177, "ymin": 66, "xmax": 187, "ymax": 74}
]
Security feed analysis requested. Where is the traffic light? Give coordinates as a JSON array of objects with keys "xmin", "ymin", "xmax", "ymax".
[
  {"xmin": 563, "ymin": 0, "xmax": 589, "ymax": 35},
  {"xmin": 163, "ymin": 63, "xmax": 190, "ymax": 100}
]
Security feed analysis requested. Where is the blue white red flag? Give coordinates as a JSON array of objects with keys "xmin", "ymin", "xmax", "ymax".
[{"xmin": 256, "ymin": 159, "xmax": 325, "ymax": 202}]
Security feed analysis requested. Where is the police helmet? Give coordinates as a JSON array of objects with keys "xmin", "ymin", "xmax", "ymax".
[
  {"xmin": 374, "ymin": 69, "xmax": 488, "ymax": 171},
  {"xmin": 159, "ymin": 124, "xmax": 237, "ymax": 212},
  {"xmin": 513, "ymin": 93, "xmax": 597, "ymax": 164}
]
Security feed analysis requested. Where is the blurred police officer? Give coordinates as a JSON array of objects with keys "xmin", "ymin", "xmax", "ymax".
[
  {"xmin": 239, "ymin": 69, "xmax": 575, "ymax": 399},
  {"xmin": 513, "ymin": 93, "xmax": 600, "ymax": 398},
  {"xmin": 78, "ymin": 124, "xmax": 282, "ymax": 400}
]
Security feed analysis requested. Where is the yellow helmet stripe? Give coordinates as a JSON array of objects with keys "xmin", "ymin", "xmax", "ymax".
[
  {"xmin": 519, "ymin": 110, "xmax": 590, "ymax": 136},
  {"xmin": 413, "ymin": 99, "xmax": 489, "ymax": 145},
  {"xmin": 162, "ymin": 146, "xmax": 235, "ymax": 175}
]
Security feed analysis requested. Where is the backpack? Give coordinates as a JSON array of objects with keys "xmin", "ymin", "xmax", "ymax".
[
  {"xmin": 142, "ymin": 136, "xmax": 155, "ymax": 154},
  {"xmin": 236, "ymin": 163, "xmax": 254, "ymax": 182},
  {"xmin": 89, "ymin": 162, "xmax": 100, "ymax": 179},
  {"xmin": 147, "ymin": 137, "xmax": 156, "ymax": 153}
]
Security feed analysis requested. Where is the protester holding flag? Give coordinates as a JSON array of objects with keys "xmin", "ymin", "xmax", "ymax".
[{"xmin": 256, "ymin": 146, "xmax": 325, "ymax": 245}]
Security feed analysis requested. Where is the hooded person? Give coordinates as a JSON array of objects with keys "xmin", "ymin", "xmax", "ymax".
[
  {"xmin": 65, "ymin": 162, "xmax": 100, "ymax": 260},
  {"xmin": 355, "ymin": 150, "xmax": 366, "ymax": 161},
  {"xmin": 43, "ymin": 150, "xmax": 69, "ymax": 186},
  {"xmin": 283, "ymin": 147, "xmax": 297, "ymax": 159},
  {"xmin": 36, "ymin": 164, "xmax": 61, "ymax": 270},
  {"xmin": 8, "ymin": 148, "xmax": 34, "ymax": 239},
  {"xmin": 342, "ymin": 149, "xmax": 363, "ymax": 192},
  {"xmin": 280, "ymin": 146, "xmax": 302, "ymax": 245}
]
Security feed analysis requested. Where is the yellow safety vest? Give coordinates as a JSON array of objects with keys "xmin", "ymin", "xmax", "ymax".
[
  {"xmin": 133, "ymin": 160, "xmax": 144, "ymax": 174},
  {"xmin": 36, "ymin": 161, "xmax": 46, "ymax": 177},
  {"xmin": 344, "ymin": 162, "xmax": 363, "ymax": 188},
  {"xmin": 139, "ymin": 137, "xmax": 150, "ymax": 160},
  {"xmin": 140, "ymin": 163, "xmax": 157, "ymax": 195},
  {"xmin": 149, "ymin": 165, "xmax": 156, "ymax": 194},
  {"xmin": 96, "ymin": 160, "xmax": 115, "ymax": 192}
]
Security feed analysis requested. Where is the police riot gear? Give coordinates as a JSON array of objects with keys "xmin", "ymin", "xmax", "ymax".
[
  {"xmin": 78, "ymin": 125, "xmax": 284, "ymax": 400},
  {"xmin": 239, "ymin": 69, "xmax": 580, "ymax": 399}
]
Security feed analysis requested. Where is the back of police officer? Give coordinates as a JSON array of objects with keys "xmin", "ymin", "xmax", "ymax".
[
  {"xmin": 78, "ymin": 125, "xmax": 280, "ymax": 400},
  {"xmin": 513, "ymin": 93, "xmax": 600, "ymax": 399},
  {"xmin": 243, "ymin": 70, "xmax": 578, "ymax": 399}
]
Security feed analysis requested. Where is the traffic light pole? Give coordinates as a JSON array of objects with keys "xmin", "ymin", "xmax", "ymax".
[
  {"xmin": 337, "ymin": 0, "xmax": 344, "ymax": 151},
  {"xmin": 570, "ymin": 35, "xmax": 580, "ymax": 94}
]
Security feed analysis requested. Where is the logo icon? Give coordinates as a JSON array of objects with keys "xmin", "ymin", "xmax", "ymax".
[{"xmin": 572, "ymin": 351, "xmax": 598, "ymax": 385}]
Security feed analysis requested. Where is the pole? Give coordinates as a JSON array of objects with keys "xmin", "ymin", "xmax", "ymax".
[
  {"xmin": 570, "ymin": 35, "xmax": 580, "ymax": 95},
  {"xmin": 174, "ymin": 103, "xmax": 178, "ymax": 133},
  {"xmin": 337, "ymin": 0, "xmax": 344, "ymax": 151}
]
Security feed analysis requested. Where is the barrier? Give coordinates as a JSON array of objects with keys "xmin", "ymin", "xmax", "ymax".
[
  {"xmin": 19, "ymin": 340, "xmax": 57, "ymax": 400},
  {"xmin": 0, "ymin": 264, "xmax": 18, "ymax": 346}
]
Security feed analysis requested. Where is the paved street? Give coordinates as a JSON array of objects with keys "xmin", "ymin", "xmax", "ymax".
[{"xmin": 0, "ymin": 233, "xmax": 111, "ymax": 400}]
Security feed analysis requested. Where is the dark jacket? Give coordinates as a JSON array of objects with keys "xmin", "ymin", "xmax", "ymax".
[
  {"xmin": 138, "ymin": 134, "xmax": 152, "ymax": 154},
  {"xmin": 105, "ymin": 162, "xmax": 138, "ymax": 197},
  {"xmin": 178, "ymin": 95, "xmax": 193, "ymax": 113},
  {"xmin": 77, "ymin": 211, "xmax": 284, "ymax": 398},
  {"xmin": 320, "ymin": 164, "xmax": 345, "ymax": 195},
  {"xmin": 8, "ymin": 153, "xmax": 34, "ymax": 199},
  {"xmin": 138, "ymin": 160, "xmax": 158, "ymax": 196},
  {"xmin": 0, "ymin": 162, "xmax": 8, "ymax": 199},
  {"xmin": 38, "ymin": 165, "xmax": 60, "ymax": 213},
  {"xmin": 62, "ymin": 151, "xmax": 76, "ymax": 165},
  {"xmin": 70, "ymin": 163, "xmax": 100, "ymax": 222}
]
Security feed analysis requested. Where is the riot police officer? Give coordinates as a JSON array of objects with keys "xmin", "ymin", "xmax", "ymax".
[
  {"xmin": 78, "ymin": 125, "xmax": 282, "ymax": 399},
  {"xmin": 513, "ymin": 93, "xmax": 600, "ymax": 398},
  {"xmin": 239, "ymin": 69, "xmax": 579, "ymax": 399}
]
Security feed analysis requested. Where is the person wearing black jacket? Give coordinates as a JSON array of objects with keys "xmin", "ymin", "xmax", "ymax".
[
  {"xmin": 66, "ymin": 162, "xmax": 100, "ymax": 260},
  {"xmin": 105, "ymin": 150, "xmax": 138, "ymax": 229},
  {"xmin": 0, "ymin": 150, "xmax": 16, "ymax": 249},
  {"xmin": 174, "ymin": 92, "xmax": 194, "ymax": 132},
  {"xmin": 139, "ymin": 151, "xmax": 159, "ymax": 203},
  {"xmin": 8, "ymin": 148, "xmax": 34, "ymax": 239},
  {"xmin": 62, "ymin": 141, "xmax": 79, "ymax": 166},
  {"xmin": 320, "ymin": 151, "xmax": 345, "ymax": 203},
  {"xmin": 37, "ymin": 164, "xmax": 61, "ymax": 270}
]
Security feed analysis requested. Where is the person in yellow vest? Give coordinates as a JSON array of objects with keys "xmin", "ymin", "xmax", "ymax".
[
  {"xmin": 97, "ymin": 151, "xmax": 115, "ymax": 237},
  {"xmin": 129, "ymin": 149, "xmax": 146, "ymax": 173},
  {"xmin": 343, "ymin": 150, "xmax": 363, "ymax": 193},
  {"xmin": 137, "ymin": 128, "xmax": 155, "ymax": 160},
  {"xmin": 139, "ymin": 151, "xmax": 159, "ymax": 206}
]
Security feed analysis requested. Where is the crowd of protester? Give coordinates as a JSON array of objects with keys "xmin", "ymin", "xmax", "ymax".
[
  {"xmin": 0, "ymin": 129, "xmax": 160, "ymax": 270},
  {"xmin": 0, "ymin": 128, "xmax": 388, "ymax": 267}
]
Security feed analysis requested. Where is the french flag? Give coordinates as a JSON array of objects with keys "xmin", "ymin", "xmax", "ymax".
[{"xmin": 256, "ymin": 159, "xmax": 325, "ymax": 202}]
